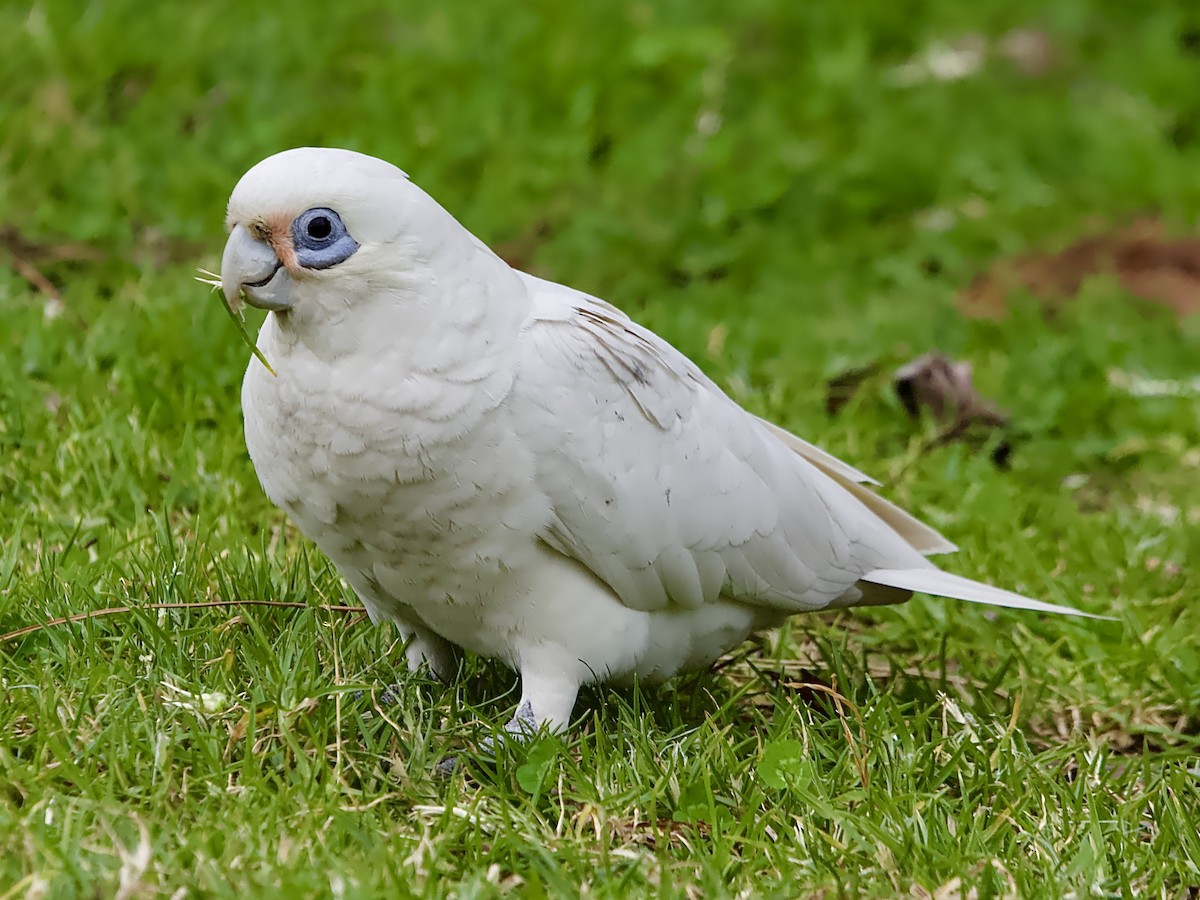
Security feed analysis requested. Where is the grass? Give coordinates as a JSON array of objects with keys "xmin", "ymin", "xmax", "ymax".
[{"xmin": 1, "ymin": 0, "xmax": 1198, "ymax": 895}]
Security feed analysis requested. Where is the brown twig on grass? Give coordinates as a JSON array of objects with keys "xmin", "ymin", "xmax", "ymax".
[
  {"xmin": 7, "ymin": 252, "xmax": 62, "ymax": 300},
  {"xmin": 0, "ymin": 223, "xmax": 105, "ymax": 303},
  {"xmin": 0, "ymin": 599, "xmax": 368, "ymax": 644}
]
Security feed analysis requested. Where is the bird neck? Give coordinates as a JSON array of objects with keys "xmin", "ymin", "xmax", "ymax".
[{"xmin": 262, "ymin": 248, "xmax": 531, "ymax": 389}]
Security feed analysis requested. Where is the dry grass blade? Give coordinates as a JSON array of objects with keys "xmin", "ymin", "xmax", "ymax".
[
  {"xmin": 195, "ymin": 266, "xmax": 222, "ymax": 289},
  {"xmin": 783, "ymin": 679, "xmax": 871, "ymax": 789}
]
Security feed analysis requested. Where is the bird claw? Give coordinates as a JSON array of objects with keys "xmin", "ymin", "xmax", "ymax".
[
  {"xmin": 505, "ymin": 700, "xmax": 539, "ymax": 736},
  {"xmin": 434, "ymin": 701, "xmax": 541, "ymax": 775},
  {"xmin": 351, "ymin": 682, "xmax": 405, "ymax": 706},
  {"xmin": 474, "ymin": 700, "xmax": 542, "ymax": 756},
  {"xmin": 377, "ymin": 682, "xmax": 405, "ymax": 706}
]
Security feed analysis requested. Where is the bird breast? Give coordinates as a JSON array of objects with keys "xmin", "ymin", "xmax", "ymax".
[{"xmin": 240, "ymin": 319, "xmax": 552, "ymax": 626}]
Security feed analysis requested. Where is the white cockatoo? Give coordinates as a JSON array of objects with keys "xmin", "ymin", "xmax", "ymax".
[{"xmin": 217, "ymin": 148, "xmax": 1097, "ymax": 736}]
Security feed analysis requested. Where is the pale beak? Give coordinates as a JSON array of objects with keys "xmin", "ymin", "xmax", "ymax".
[{"xmin": 221, "ymin": 224, "xmax": 293, "ymax": 311}]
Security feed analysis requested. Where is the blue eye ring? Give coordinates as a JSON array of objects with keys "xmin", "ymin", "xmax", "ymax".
[{"xmin": 291, "ymin": 207, "xmax": 359, "ymax": 270}]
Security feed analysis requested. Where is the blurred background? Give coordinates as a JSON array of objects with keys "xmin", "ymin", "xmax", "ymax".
[
  {"xmin": 1, "ymin": 0, "xmax": 1198, "ymax": 894},
  {"xmin": 3, "ymin": 0, "xmax": 1197, "ymax": 576}
]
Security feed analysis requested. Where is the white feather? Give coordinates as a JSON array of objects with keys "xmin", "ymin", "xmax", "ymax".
[{"xmin": 862, "ymin": 568, "xmax": 1112, "ymax": 619}]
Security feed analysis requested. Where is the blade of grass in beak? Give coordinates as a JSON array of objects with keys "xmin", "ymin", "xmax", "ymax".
[
  {"xmin": 222, "ymin": 290, "xmax": 277, "ymax": 377},
  {"xmin": 198, "ymin": 270, "xmax": 277, "ymax": 377}
]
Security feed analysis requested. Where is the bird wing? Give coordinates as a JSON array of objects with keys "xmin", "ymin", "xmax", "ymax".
[
  {"xmin": 754, "ymin": 416, "xmax": 958, "ymax": 556},
  {"xmin": 514, "ymin": 277, "xmax": 881, "ymax": 613},
  {"xmin": 512, "ymin": 274, "xmax": 1099, "ymax": 619}
]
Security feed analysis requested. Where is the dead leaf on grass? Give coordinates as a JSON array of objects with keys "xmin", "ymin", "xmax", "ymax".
[
  {"xmin": 894, "ymin": 352, "xmax": 1014, "ymax": 465},
  {"xmin": 822, "ymin": 353, "xmax": 1015, "ymax": 465},
  {"xmin": 960, "ymin": 218, "xmax": 1200, "ymax": 319},
  {"xmin": 996, "ymin": 28, "xmax": 1057, "ymax": 77},
  {"xmin": 889, "ymin": 26, "xmax": 1058, "ymax": 87}
]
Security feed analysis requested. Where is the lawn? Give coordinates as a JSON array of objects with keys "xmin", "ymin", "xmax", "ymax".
[{"xmin": 1, "ymin": 0, "xmax": 1198, "ymax": 896}]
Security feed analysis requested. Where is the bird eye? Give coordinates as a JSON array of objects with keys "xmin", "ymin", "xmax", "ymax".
[
  {"xmin": 306, "ymin": 215, "xmax": 332, "ymax": 241},
  {"xmin": 291, "ymin": 207, "xmax": 359, "ymax": 269}
]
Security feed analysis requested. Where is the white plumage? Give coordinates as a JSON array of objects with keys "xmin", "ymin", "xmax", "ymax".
[{"xmin": 218, "ymin": 147, "xmax": 1099, "ymax": 734}]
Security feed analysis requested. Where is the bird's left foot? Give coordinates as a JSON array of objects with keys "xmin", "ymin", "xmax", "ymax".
[
  {"xmin": 504, "ymin": 700, "xmax": 539, "ymax": 737},
  {"xmin": 474, "ymin": 701, "xmax": 542, "ymax": 757},
  {"xmin": 438, "ymin": 654, "xmax": 584, "ymax": 773}
]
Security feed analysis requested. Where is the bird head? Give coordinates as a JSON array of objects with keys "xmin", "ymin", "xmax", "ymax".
[
  {"xmin": 219, "ymin": 147, "xmax": 448, "ymax": 320},
  {"xmin": 218, "ymin": 147, "xmax": 527, "ymax": 367}
]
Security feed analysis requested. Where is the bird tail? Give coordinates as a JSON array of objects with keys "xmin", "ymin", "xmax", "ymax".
[{"xmin": 861, "ymin": 567, "xmax": 1112, "ymax": 619}]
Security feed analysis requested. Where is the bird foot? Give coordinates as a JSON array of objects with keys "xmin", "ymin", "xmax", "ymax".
[{"xmin": 352, "ymin": 681, "xmax": 405, "ymax": 706}]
